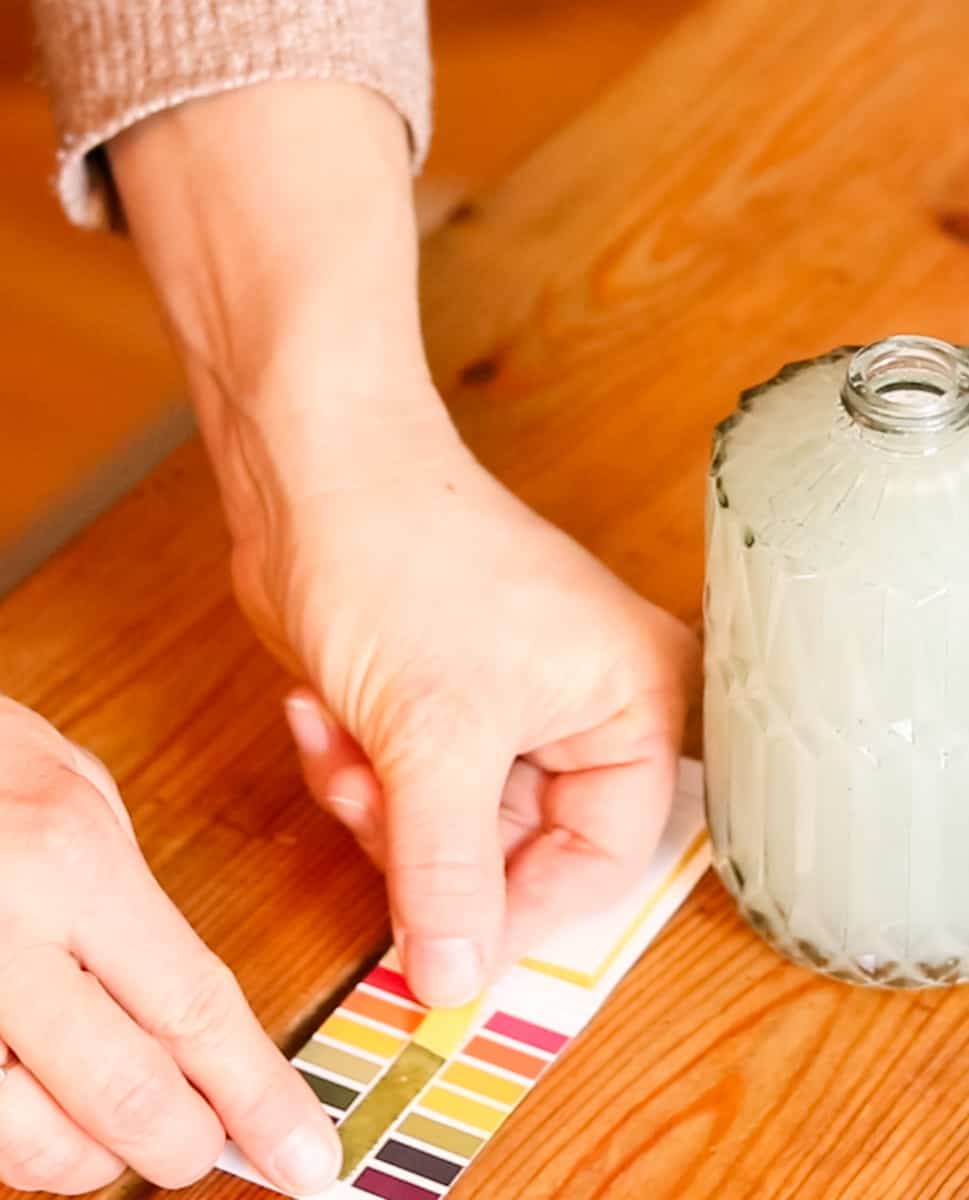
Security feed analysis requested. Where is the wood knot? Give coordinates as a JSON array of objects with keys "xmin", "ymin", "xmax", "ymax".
[
  {"xmin": 938, "ymin": 210, "xmax": 969, "ymax": 243},
  {"xmin": 460, "ymin": 356, "xmax": 499, "ymax": 386},
  {"xmin": 448, "ymin": 200, "xmax": 477, "ymax": 224}
]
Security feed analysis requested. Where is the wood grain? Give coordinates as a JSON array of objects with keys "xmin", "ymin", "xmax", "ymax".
[
  {"xmin": 424, "ymin": 0, "xmax": 687, "ymax": 195},
  {"xmin": 0, "ymin": 0, "xmax": 662, "ymax": 587},
  {"xmin": 0, "ymin": 80, "xmax": 186, "ymax": 573},
  {"xmin": 2, "ymin": 0, "xmax": 969, "ymax": 1197}
]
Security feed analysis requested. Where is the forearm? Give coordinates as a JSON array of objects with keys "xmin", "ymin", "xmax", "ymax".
[{"xmin": 109, "ymin": 80, "xmax": 456, "ymax": 540}]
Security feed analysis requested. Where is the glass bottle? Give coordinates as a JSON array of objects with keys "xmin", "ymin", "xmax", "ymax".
[{"xmin": 704, "ymin": 335, "xmax": 969, "ymax": 987}]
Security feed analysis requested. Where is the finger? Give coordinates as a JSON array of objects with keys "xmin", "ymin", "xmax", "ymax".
[
  {"xmin": 67, "ymin": 743, "xmax": 136, "ymax": 841},
  {"xmin": 502, "ymin": 752, "xmax": 677, "ymax": 966},
  {"xmin": 525, "ymin": 691, "xmax": 689, "ymax": 774},
  {"xmin": 321, "ymin": 757, "xmax": 547, "ymax": 874},
  {"xmin": 380, "ymin": 724, "xmax": 511, "ymax": 1007},
  {"xmin": 325, "ymin": 763, "xmax": 385, "ymax": 863},
  {"xmin": 0, "ymin": 1060, "xmax": 124, "ymax": 1195},
  {"xmin": 286, "ymin": 688, "xmax": 545, "ymax": 871},
  {"xmin": 284, "ymin": 690, "xmax": 365, "ymax": 782},
  {"xmin": 323, "ymin": 755, "xmax": 546, "ymax": 875},
  {"xmin": 71, "ymin": 835, "xmax": 342, "ymax": 1195},
  {"xmin": 498, "ymin": 759, "xmax": 547, "ymax": 859},
  {"xmin": 0, "ymin": 946, "xmax": 224, "ymax": 1189},
  {"xmin": 284, "ymin": 690, "xmax": 384, "ymax": 860}
]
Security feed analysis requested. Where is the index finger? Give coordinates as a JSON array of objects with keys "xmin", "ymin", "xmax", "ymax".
[{"xmin": 71, "ymin": 827, "xmax": 341, "ymax": 1195}]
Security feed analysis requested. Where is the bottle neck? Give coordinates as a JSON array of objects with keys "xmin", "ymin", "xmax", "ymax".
[{"xmin": 841, "ymin": 336, "xmax": 969, "ymax": 453}]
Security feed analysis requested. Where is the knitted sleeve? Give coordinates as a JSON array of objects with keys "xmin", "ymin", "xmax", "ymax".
[{"xmin": 31, "ymin": 0, "xmax": 431, "ymax": 228}]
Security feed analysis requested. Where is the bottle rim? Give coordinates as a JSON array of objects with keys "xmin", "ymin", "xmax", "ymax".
[{"xmin": 841, "ymin": 335, "xmax": 969, "ymax": 439}]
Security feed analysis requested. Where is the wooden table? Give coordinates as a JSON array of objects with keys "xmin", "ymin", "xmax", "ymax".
[{"xmin": 4, "ymin": 0, "xmax": 969, "ymax": 1196}]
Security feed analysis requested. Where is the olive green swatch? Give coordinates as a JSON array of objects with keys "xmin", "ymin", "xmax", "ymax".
[
  {"xmin": 298, "ymin": 1040, "xmax": 383, "ymax": 1086},
  {"xmin": 398, "ymin": 1113, "xmax": 484, "ymax": 1160},
  {"xmin": 298, "ymin": 1070, "xmax": 358, "ymax": 1111}
]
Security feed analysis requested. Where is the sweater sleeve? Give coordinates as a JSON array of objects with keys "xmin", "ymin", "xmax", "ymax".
[{"xmin": 31, "ymin": 0, "xmax": 431, "ymax": 229}]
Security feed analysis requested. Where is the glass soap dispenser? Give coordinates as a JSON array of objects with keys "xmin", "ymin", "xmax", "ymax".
[{"xmin": 704, "ymin": 335, "xmax": 969, "ymax": 987}]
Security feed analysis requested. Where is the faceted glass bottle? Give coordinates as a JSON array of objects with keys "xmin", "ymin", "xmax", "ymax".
[{"xmin": 704, "ymin": 336, "xmax": 969, "ymax": 987}]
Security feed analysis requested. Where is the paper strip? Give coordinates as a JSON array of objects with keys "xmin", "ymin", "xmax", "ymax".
[
  {"xmin": 339, "ymin": 1044, "xmax": 443, "ymax": 1178},
  {"xmin": 218, "ymin": 757, "xmax": 709, "ymax": 1198}
]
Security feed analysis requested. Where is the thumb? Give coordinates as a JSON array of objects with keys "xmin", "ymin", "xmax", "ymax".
[{"xmin": 380, "ymin": 721, "xmax": 509, "ymax": 1009}]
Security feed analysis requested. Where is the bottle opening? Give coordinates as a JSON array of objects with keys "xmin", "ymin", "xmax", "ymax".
[{"xmin": 842, "ymin": 335, "xmax": 969, "ymax": 438}]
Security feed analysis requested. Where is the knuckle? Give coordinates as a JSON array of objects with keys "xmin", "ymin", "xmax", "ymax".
[
  {"xmin": 98, "ymin": 1067, "xmax": 170, "ymax": 1142},
  {"xmin": 158, "ymin": 956, "xmax": 242, "ymax": 1049},
  {"xmin": 374, "ymin": 680, "xmax": 491, "ymax": 768},
  {"xmin": 395, "ymin": 858, "xmax": 489, "ymax": 908}
]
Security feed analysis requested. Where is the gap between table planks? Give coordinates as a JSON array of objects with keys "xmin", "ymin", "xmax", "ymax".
[{"xmin": 3, "ymin": 0, "xmax": 969, "ymax": 1197}]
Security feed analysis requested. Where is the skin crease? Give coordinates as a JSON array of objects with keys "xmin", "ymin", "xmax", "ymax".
[{"xmin": 0, "ymin": 79, "xmax": 698, "ymax": 1193}]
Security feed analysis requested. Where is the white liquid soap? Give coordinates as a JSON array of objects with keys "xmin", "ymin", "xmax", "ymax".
[{"xmin": 704, "ymin": 336, "xmax": 969, "ymax": 987}]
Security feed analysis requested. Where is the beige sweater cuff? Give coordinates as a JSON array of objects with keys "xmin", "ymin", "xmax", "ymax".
[{"xmin": 32, "ymin": 0, "xmax": 431, "ymax": 229}]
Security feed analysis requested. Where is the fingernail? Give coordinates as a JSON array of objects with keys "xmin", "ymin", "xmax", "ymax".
[
  {"xmin": 284, "ymin": 695, "xmax": 329, "ymax": 757},
  {"xmin": 405, "ymin": 936, "xmax": 483, "ymax": 1007},
  {"xmin": 271, "ymin": 1123, "xmax": 340, "ymax": 1195},
  {"xmin": 329, "ymin": 794, "xmax": 375, "ymax": 838}
]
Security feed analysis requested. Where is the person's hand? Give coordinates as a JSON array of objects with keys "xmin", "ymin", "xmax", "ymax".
[
  {"xmin": 107, "ymin": 79, "xmax": 698, "ymax": 1009},
  {"xmin": 231, "ymin": 429, "xmax": 698, "ymax": 1007},
  {"xmin": 0, "ymin": 698, "xmax": 340, "ymax": 1195}
]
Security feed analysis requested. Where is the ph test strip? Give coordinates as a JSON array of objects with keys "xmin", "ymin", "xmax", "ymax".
[{"xmin": 217, "ymin": 757, "xmax": 710, "ymax": 1199}]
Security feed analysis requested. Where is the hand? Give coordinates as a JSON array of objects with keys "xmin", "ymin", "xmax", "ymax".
[
  {"xmin": 0, "ymin": 698, "xmax": 340, "ymax": 1195},
  {"xmin": 107, "ymin": 80, "xmax": 697, "ymax": 1009},
  {"xmin": 232, "ymin": 430, "xmax": 699, "ymax": 1007}
]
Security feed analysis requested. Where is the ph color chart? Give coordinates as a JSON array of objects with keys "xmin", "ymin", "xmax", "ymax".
[{"xmin": 219, "ymin": 758, "xmax": 708, "ymax": 1200}]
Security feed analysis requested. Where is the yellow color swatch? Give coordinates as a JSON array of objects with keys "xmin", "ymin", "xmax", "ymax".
[
  {"xmin": 319, "ymin": 1014, "xmax": 405, "ymax": 1060},
  {"xmin": 412, "ymin": 998, "xmax": 483, "ymax": 1059},
  {"xmin": 441, "ymin": 1061, "xmax": 526, "ymax": 1106},
  {"xmin": 421, "ymin": 1086, "xmax": 506, "ymax": 1134}
]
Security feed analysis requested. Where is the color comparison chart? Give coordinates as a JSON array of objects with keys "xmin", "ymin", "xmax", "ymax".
[{"xmin": 219, "ymin": 758, "xmax": 708, "ymax": 1199}]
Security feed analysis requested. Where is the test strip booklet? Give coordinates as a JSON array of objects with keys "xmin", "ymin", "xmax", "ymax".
[{"xmin": 219, "ymin": 758, "xmax": 709, "ymax": 1200}]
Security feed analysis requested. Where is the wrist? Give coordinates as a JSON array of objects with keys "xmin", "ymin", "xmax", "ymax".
[
  {"xmin": 209, "ymin": 376, "xmax": 470, "ymax": 564},
  {"xmin": 109, "ymin": 78, "xmax": 456, "ymax": 536}
]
